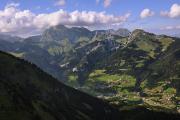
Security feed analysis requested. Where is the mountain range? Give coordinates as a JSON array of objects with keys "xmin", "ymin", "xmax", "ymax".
[
  {"xmin": 1, "ymin": 51, "xmax": 180, "ymax": 120},
  {"xmin": 0, "ymin": 25, "xmax": 180, "ymax": 114}
]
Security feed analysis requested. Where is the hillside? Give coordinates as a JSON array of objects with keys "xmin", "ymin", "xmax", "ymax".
[
  {"xmin": 0, "ymin": 25, "xmax": 130, "ymax": 80},
  {"xmin": 67, "ymin": 30, "xmax": 180, "ymax": 113},
  {"xmin": 0, "ymin": 51, "xmax": 122, "ymax": 120},
  {"xmin": 1, "ymin": 51, "xmax": 180, "ymax": 120},
  {"xmin": 0, "ymin": 25, "xmax": 180, "ymax": 114}
]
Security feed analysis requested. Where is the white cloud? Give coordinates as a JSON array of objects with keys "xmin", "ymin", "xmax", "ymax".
[
  {"xmin": 161, "ymin": 3, "xmax": 180, "ymax": 18},
  {"xmin": 55, "ymin": 0, "xmax": 66, "ymax": 6},
  {"xmin": 140, "ymin": 9, "xmax": 154, "ymax": 19},
  {"xmin": 104, "ymin": 0, "xmax": 112, "ymax": 8},
  {"xmin": 0, "ymin": 4, "xmax": 35, "ymax": 33},
  {"xmin": 0, "ymin": 3, "xmax": 130, "ymax": 37}
]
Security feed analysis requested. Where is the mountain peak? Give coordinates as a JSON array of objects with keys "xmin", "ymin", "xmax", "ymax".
[
  {"xmin": 131, "ymin": 29, "xmax": 155, "ymax": 38},
  {"xmin": 115, "ymin": 28, "xmax": 130, "ymax": 37},
  {"xmin": 53, "ymin": 24, "xmax": 67, "ymax": 29},
  {"xmin": 132, "ymin": 29, "xmax": 145, "ymax": 34},
  {"xmin": 41, "ymin": 24, "xmax": 93, "ymax": 42}
]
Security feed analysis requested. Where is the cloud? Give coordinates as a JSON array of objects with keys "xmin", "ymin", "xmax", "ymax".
[
  {"xmin": 0, "ymin": 4, "xmax": 35, "ymax": 33},
  {"xmin": 140, "ymin": 9, "xmax": 154, "ymax": 19},
  {"xmin": 160, "ymin": 25, "xmax": 180, "ymax": 30},
  {"xmin": 6, "ymin": 2, "xmax": 20, "ymax": 8},
  {"xmin": 0, "ymin": 3, "xmax": 130, "ymax": 37},
  {"xmin": 104, "ymin": 0, "xmax": 112, "ymax": 8},
  {"xmin": 161, "ymin": 3, "xmax": 180, "ymax": 18},
  {"xmin": 55, "ymin": 0, "xmax": 66, "ymax": 6}
]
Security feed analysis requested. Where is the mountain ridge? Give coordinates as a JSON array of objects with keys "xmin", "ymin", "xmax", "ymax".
[
  {"xmin": 0, "ymin": 50, "xmax": 122, "ymax": 120},
  {"xmin": 0, "ymin": 50, "xmax": 180, "ymax": 120},
  {"xmin": 0, "ymin": 24, "xmax": 180, "ymax": 114}
]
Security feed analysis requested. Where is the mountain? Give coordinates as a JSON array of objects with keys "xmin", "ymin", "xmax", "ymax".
[
  {"xmin": 111, "ymin": 28, "xmax": 130, "ymax": 37},
  {"xmin": 0, "ymin": 33, "xmax": 23, "ymax": 42},
  {"xmin": 41, "ymin": 25, "xmax": 130, "ymax": 43},
  {"xmin": 68, "ymin": 29, "xmax": 180, "ymax": 113},
  {"xmin": 1, "ymin": 51, "xmax": 180, "ymax": 120},
  {"xmin": 41, "ymin": 25, "xmax": 94, "ymax": 43},
  {"xmin": 0, "ymin": 25, "xmax": 180, "ymax": 114},
  {"xmin": 0, "ymin": 51, "xmax": 121, "ymax": 120},
  {"xmin": 0, "ymin": 25, "xmax": 131, "ymax": 81},
  {"xmin": 0, "ymin": 38, "xmax": 64, "ymax": 80}
]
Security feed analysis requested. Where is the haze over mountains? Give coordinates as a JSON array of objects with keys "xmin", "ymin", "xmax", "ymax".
[
  {"xmin": 0, "ymin": 33, "xmax": 23, "ymax": 42},
  {"xmin": 0, "ymin": 24, "xmax": 180, "ymax": 116}
]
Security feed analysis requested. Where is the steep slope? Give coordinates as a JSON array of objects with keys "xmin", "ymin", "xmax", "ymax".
[
  {"xmin": 0, "ymin": 39, "xmax": 63, "ymax": 80},
  {"xmin": 0, "ymin": 51, "xmax": 123, "ymax": 120},
  {"xmin": 41, "ymin": 25, "xmax": 93, "ymax": 43},
  {"xmin": 0, "ymin": 25, "xmax": 131, "ymax": 81},
  {"xmin": 0, "ymin": 27, "xmax": 180, "ymax": 114},
  {"xmin": 0, "ymin": 51, "xmax": 180, "ymax": 120}
]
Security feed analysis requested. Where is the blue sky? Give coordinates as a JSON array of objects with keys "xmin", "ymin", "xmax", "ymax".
[{"xmin": 0, "ymin": 0, "xmax": 179, "ymax": 37}]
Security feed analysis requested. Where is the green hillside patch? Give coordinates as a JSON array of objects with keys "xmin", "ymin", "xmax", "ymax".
[
  {"xmin": 140, "ymin": 80, "xmax": 177, "ymax": 111},
  {"xmin": 82, "ymin": 69, "xmax": 137, "ymax": 99},
  {"xmin": 136, "ymin": 40, "xmax": 155, "ymax": 52},
  {"xmin": 87, "ymin": 70, "xmax": 136, "ymax": 87},
  {"xmin": 164, "ymin": 87, "xmax": 176, "ymax": 95},
  {"xmin": 48, "ymin": 46, "xmax": 63, "ymax": 56},
  {"xmin": 89, "ymin": 70, "xmax": 121, "ymax": 82},
  {"xmin": 67, "ymin": 74, "xmax": 79, "ymax": 87},
  {"xmin": 158, "ymin": 38, "xmax": 174, "ymax": 51}
]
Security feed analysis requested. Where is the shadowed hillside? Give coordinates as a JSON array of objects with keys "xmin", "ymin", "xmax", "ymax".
[
  {"xmin": 0, "ymin": 51, "xmax": 180, "ymax": 120},
  {"xmin": 0, "ymin": 51, "xmax": 123, "ymax": 120}
]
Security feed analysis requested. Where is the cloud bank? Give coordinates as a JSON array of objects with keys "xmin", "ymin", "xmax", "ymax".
[{"xmin": 0, "ymin": 3, "xmax": 130, "ymax": 37}]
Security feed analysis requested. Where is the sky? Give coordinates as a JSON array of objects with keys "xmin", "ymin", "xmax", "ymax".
[{"xmin": 0, "ymin": 0, "xmax": 179, "ymax": 37}]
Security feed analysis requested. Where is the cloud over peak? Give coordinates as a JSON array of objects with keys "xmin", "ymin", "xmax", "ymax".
[
  {"xmin": 140, "ymin": 9, "xmax": 154, "ymax": 19},
  {"xmin": 0, "ymin": 3, "xmax": 130, "ymax": 37}
]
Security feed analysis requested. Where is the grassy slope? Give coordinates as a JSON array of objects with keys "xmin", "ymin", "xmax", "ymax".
[
  {"xmin": 0, "ymin": 51, "xmax": 180, "ymax": 120},
  {"xmin": 0, "ymin": 51, "xmax": 123, "ymax": 120},
  {"xmin": 65, "ymin": 31, "xmax": 180, "ymax": 113}
]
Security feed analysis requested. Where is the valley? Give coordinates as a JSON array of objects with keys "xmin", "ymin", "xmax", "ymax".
[
  {"xmin": 0, "ymin": 50, "xmax": 180, "ymax": 120},
  {"xmin": 0, "ymin": 25, "xmax": 180, "ymax": 114}
]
